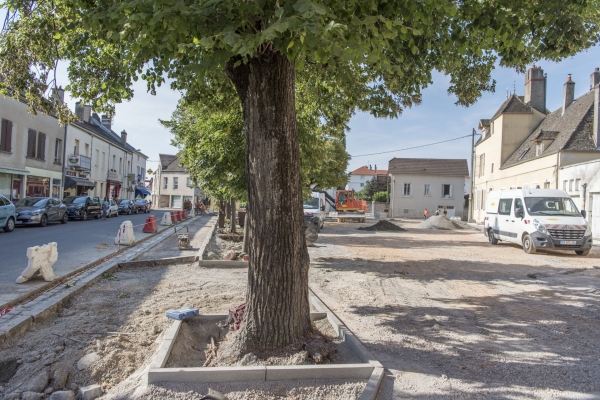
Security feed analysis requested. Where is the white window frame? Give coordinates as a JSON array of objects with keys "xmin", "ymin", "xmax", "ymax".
[
  {"xmin": 163, "ymin": 177, "xmax": 168, "ymax": 189},
  {"xmin": 442, "ymin": 184, "xmax": 452, "ymax": 198},
  {"xmin": 575, "ymin": 179, "xmax": 580, "ymax": 192},
  {"xmin": 173, "ymin": 177, "xmax": 179, "ymax": 189},
  {"xmin": 403, "ymin": 183, "xmax": 411, "ymax": 196},
  {"xmin": 424, "ymin": 184, "xmax": 430, "ymax": 195},
  {"xmin": 536, "ymin": 142, "xmax": 543, "ymax": 156}
]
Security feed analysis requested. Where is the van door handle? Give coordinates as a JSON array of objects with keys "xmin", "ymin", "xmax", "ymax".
[{"xmin": 511, "ymin": 220, "xmax": 515, "ymax": 222}]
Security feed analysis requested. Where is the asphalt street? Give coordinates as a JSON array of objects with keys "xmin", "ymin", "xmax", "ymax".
[{"xmin": 0, "ymin": 209, "xmax": 177, "ymax": 307}]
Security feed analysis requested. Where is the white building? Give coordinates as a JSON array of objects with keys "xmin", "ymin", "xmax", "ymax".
[
  {"xmin": 559, "ymin": 160, "xmax": 600, "ymax": 239},
  {"xmin": 388, "ymin": 158, "xmax": 469, "ymax": 219},
  {"xmin": 346, "ymin": 165, "xmax": 388, "ymax": 191},
  {"xmin": 152, "ymin": 154, "xmax": 200, "ymax": 208}
]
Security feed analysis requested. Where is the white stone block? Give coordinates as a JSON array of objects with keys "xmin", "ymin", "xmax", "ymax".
[
  {"xmin": 115, "ymin": 221, "xmax": 135, "ymax": 245},
  {"xmin": 160, "ymin": 212, "xmax": 172, "ymax": 226},
  {"xmin": 16, "ymin": 242, "xmax": 58, "ymax": 284},
  {"xmin": 79, "ymin": 384, "xmax": 102, "ymax": 400}
]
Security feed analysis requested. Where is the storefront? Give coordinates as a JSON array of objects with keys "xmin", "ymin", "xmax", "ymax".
[
  {"xmin": 26, "ymin": 167, "xmax": 63, "ymax": 199},
  {"xmin": 106, "ymin": 180, "xmax": 122, "ymax": 201},
  {"xmin": 26, "ymin": 176, "xmax": 50, "ymax": 197},
  {"xmin": 0, "ymin": 166, "xmax": 30, "ymax": 201},
  {"xmin": 134, "ymin": 186, "xmax": 151, "ymax": 198},
  {"xmin": 64, "ymin": 176, "xmax": 95, "ymax": 195}
]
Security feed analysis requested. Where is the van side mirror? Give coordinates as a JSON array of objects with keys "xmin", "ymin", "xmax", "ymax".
[
  {"xmin": 321, "ymin": 205, "xmax": 325, "ymax": 211},
  {"xmin": 515, "ymin": 208, "xmax": 524, "ymax": 218},
  {"xmin": 581, "ymin": 210, "xmax": 587, "ymax": 218}
]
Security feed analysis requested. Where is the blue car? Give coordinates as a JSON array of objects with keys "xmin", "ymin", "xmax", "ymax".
[{"xmin": 0, "ymin": 193, "xmax": 17, "ymax": 232}]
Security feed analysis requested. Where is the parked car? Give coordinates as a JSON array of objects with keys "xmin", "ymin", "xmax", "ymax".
[
  {"xmin": 63, "ymin": 196, "xmax": 101, "ymax": 221},
  {"xmin": 100, "ymin": 198, "xmax": 119, "ymax": 218},
  {"xmin": 484, "ymin": 188, "xmax": 592, "ymax": 256},
  {"xmin": 15, "ymin": 197, "xmax": 68, "ymax": 226},
  {"xmin": 134, "ymin": 198, "xmax": 150, "ymax": 213},
  {"xmin": 118, "ymin": 199, "xmax": 138, "ymax": 215},
  {"xmin": 0, "ymin": 194, "xmax": 17, "ymax": 232}
]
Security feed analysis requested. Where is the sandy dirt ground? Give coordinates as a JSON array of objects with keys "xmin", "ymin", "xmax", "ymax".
[{"xmin": 309, "ymin": 220, "xmax": 600, "ymax": 399}]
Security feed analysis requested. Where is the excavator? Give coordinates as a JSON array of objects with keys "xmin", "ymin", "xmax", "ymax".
[{"xmin": 335, "ymin": 189, "xmax": 368, "ymax": 223}]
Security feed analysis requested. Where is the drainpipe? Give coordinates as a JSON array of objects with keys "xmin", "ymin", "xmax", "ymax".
[
  {"xmin": 582, "ymin": 183, "xmax": 588, "ymax": 218},
  {"xmin": 555, "ymin": 151, "xmax": 560, "ymax": 189},
  {"xmin": 469, "ymin": 127, "xmax": 475, "ymax": 222},
  {"xmin": 61, "ymin": 124, "xmax": 68, "ymax": 199}
]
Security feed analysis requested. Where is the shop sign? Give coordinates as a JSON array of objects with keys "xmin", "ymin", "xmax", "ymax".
[
  {"xmin": 108, "ymin": 171, "xmax": 119, "ymax": 180},
  {"xmin": 68, "ymin": 154, "xmax": 81, "ymax": 167}
]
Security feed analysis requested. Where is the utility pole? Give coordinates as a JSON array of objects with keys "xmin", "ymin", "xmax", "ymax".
[{"xmin": 468, "ymin": 127, "xmax": 476, "ymax": 222}]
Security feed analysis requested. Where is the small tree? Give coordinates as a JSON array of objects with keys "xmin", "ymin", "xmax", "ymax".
[{"xmin": 372, "ymin": 191, "xmax": 388, "ymax": 203}]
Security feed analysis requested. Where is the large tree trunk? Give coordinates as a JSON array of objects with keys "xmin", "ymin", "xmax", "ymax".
[{"xmin": 225, "ymin": 50, "xmax": 310, "ymax": 353}]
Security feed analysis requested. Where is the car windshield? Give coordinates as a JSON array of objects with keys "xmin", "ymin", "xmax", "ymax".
[
  {"xmin": 63, "ymin": 197, "xmax": 86, "ymax": 204},
  {"xmin": 16, "ymin": 198, "xmax": 48, "ymax": 207},
  {"xmin": 524, "ymin": 197, "xmax": 581, "ymax": 216},
  {"xmin": 303, "ymin": 198, "xmax": 319, "ymax": 209},
  {"xmin": 119, "ymin": 200, "xmax": 130, "ymax": 205}
]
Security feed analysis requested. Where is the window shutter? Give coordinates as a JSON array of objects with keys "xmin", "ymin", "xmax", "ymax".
[
  {"xmin": 0, "ymin": 120, "xmax": 6, "ymax": 151},
  {"xmin": 5, "ymin": 120, "xmax": 12, "ymax": 152},
  {"xmin": 27, "ymin": 129, "xmax": 37, "ymax": 158},
  {"xmin": 450, "ymin": 184, "xmax": 453, "ymax": 198},
  {"xmin": 38, "ymin": 132, "xmax": 46, "ymax": 160}
]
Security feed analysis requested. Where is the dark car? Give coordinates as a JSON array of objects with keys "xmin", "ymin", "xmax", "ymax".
[
  {"xmin": 15, "ymin": 197, "xmax": 68, "ymax": 226},
  {"xmin": 118, "ymin": 199, "xmax": 138, "ymax": 215},
  {"xmin": 134, "ymin": 199, "xmax": 150, "ymax": 213},
  {"xmin": 63, "ymin": 196, "xmax": 101, "ymax": 221}
]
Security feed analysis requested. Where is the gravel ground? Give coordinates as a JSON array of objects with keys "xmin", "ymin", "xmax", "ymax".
[{"xmin": 309, "ymin": 221, "xmax": 600, "ymax": 399}]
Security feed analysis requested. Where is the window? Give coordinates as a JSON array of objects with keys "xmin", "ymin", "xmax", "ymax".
[
  {"xmin": 575, "ymin": 179, "xmax": 581, "ymax": 191},
  {"xmin": 514, "ymin": 198, "xmax": 524, "ymax": 214},
  {"xmin": 491, "ymin": 163, "xmax": 494, "ymax": 174},
  {"xmin": 163, "ymin": 177, "xmax": 168, "ymax": 189},
  {"xmin": 74, "ymin": 139, "xmax": 80, "ymax": 155},
  {"xmin": 26, "ymin": 130, "xmax": 45, "ymax": 160},
  {"xmin": 173, "ymin": 177, "xmax": 179, "ymax": 189},
  {"xmin": 54, "ymin": 139, "xmax": 62, "ymax": 163},
  {"xmin": 403, "ymin": 183, "xmax": 411, "ymax": 196},
  {"xmin": 569, "ymin": 180, "xmax": 573, "ymax": 192},
  {"xmin": 95, "ymin": 149, "xmax": 99, "ymax": 166},
  {"xmin": 498, "ymin": 198, "xmax": 512, "ymax": 215},
  {"xmin": 536, "ymin": 142, "xmax": 543, "ymax": 156},
  {"xmin": 102, "ymin": 152, "xmax": 106, "ymax": 170},
  {"xmin": 119, "ymin": 157, "xmax": 122, "ymax": 173},
  {"xmin": 563, "ymin": 180, "xmax": 568, "ymax": 191},
  {"xmin": 478, "ymin": 154, "xmax": 485, "ymax": 177},
  {"xmin": 85, "ymin": 143, "xmax": 89, "ymax": 157},
  {"xmin": 360, "ymin": 183, "xmax": 365, "ymax": 187},
  {"xmin": 424, "ymin": 184, "xmax": 430, "ymax": 195},
  {"xmin": 517, "ymin": 148, "xmax": 530, "ymax": 161},
  {"xmin": 544, "ymin": 182, "xmax": 551, "ymax": 189},
  {"xmin": 127, "ymin": 160, "xmax": 130, "ymax": 173},
  {"xmin": 0, "ymin": 118, "xmax": 13, "ymax": 152},
  {"xmin": 112, "ymin": 155, "xmax": 116, "ymax": 170},
  {"xmin": 442, "ymin": 184, "xmax": 451, "ymax": 198},
  {"xmin": 187, "ymin": 177, "xmax": 192, "ymax": 187}
]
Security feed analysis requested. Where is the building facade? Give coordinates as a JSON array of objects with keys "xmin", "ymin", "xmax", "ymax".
[
  {"xmin": 388, "ymin": 158, "xmax": 469, "ymax": 219},
  {"xmin": 346, "ymin": 165, "xmax": 388, "ymax": 191},
  {"xmin": 152, "ymin": 154, "xmax": 200, "ymax": 208},
  {"xmin": 473, "ymin": 66, "xmax": 600, "ymax": 223}
]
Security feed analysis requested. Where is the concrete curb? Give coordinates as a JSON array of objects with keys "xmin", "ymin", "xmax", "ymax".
[
  {"xmin": 198, "ymin": 260, "xmax": 249, "ymax": 268},
  {"xmin": 0, "ymin": 216, "xmax": 207, "ymax": 345},
  {"xmin": 0, "ymin": 215, "xmax": 200, "ymax": 312},
  {"xmin": 196, "ymin": 218, "xmax": 219, "ymax": 261}
]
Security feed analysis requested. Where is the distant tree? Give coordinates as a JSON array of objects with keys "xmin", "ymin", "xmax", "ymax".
[{"xmin": 372, "ymin": 191, "xmax": 388, "ymax": 203}]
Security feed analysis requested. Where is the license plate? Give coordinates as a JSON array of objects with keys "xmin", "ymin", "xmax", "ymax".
[{"xmin": 560, "ymin": 240, "xmax": 577, "ymax": 245}]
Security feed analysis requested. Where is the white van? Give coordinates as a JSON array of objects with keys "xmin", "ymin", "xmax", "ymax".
[{"xmin": 483, "ymin": 189, "xmax": 592, "ymax": 256}]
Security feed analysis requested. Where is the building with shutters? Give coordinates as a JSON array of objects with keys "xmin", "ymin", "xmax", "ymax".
[
  {"xmin": 151, "ymin": 154, "xmax": 201, "ymax": 208},
  {"xmin": 472, "ymin": 66, "xmax": 600, "ymax": 223},
  {"xmin": 388, "ymin": 158, "xmax": 469, "ymax": 219},
  {"xmin": 0, "ymin": 93, "xmax": 65, "ymax": 201}
]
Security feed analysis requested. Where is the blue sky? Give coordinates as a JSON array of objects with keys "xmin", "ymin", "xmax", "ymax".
[{"xmin": 4, "ymin": 7, "xmax": 597, "ymax": 175}]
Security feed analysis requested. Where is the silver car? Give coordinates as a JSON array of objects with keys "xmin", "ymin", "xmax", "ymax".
[
  {"xmin": 15, "ymin": 197, "xmax": 68, "ymax": 227},
  {"xmin": 0, "ymin": 194, "xmax": 17, "ymax": 232}
]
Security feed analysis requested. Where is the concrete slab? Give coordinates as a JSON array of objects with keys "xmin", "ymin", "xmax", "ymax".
[
  {"xmin": 265, "ymin": 364, "xmax": 373, "ymax": 381},
  {"xmin": 147, "ymin": 366, "xmax": 266, "ymax": 384},
  {"xmin": 358, "ymin": 367, "xmax": 385, "ymax": 400}
]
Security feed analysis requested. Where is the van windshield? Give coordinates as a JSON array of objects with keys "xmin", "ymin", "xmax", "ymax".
[
  {"xmin": 524, "ymin": 197, "xmax": 581, "ymax": 216},
  {"xmin": 303, "ymin": 198, "xmax": 319, "ymax": 209}
]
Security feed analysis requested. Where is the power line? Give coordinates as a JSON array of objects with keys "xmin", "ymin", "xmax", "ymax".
[{"xmin": 350, "ymin": 134, "xmax": 476, "ymax": 158}]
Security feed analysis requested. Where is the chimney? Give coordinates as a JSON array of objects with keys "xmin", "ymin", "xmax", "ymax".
[
  {"xmin": 75, "ymin": 102, "xmax": 84, "ymax": 120},
  {"xmin": 374, "ymin": 164, "xmax": 377, "ymax": 174},
  {"xmin": 83, "ymin": 105, "xmax": 92, "ymax": 122},
  {"xmin": 120, "ymin": 130, "xmax": 127, "ymax": 146},
  {"xmin": 562, "ymin": 74, "xmax": 575, "ymax": 114},
  {"xmin": 593, "ymin": 83, "xmax": 600, "ymax": 148},
  {"xmin": 591, "ymin": 68, "xmax": 600, "ymax": 90},
  {"xmin": 101, "ymin": 114, "xmax": 112, "ymax": 131},
  {"xmin": 524, "ymin": 65, "xmax": 546, "ymax": 113},
  {"xmin": 51, "ymin": 86, "xmax": 65, "ymax": 104}
]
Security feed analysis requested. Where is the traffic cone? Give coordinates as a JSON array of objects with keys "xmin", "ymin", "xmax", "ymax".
[
  {"xmin": 182, "ymin": 209, "xmax": 188, "ymax": 219},
  {"xmin": 171, "ymin": 212, "xmax": 178, "ymax": 223},
  {"xmin": 142, "ymin": 215, "xmax": 158, "ymax": 233}
]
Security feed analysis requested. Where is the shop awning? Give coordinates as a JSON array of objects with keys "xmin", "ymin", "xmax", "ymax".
[
  {"xmin": 135, "ymin": 186, "xmax": 151, "ymax": 197},
  {"xmin": 64, "ymin": 176, "xmax": 95, "ymax": 190},
  {"xmin": 0, "ymin": 166, "xmax": 30, "ymax": 175}
]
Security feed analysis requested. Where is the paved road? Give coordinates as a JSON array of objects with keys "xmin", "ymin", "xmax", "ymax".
[{"xmin": 0, "ymin": 208, "xmax": 181, "ymax": 307}]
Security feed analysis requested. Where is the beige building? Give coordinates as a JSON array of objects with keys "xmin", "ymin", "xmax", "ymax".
[
  {"xmin": 388, "ymin": 158, "xmax": 469, "ymax": 219},
  {"xmin": 0, "ymin": 93, "xmax": 65, "ymax": 201},
  {"xmin": 152, "ymin": 154, "xmax": 200, "ymax": 208},
  {"xmin": 473, "ymin": 66, "xmax": 600, "ymax": 222}
]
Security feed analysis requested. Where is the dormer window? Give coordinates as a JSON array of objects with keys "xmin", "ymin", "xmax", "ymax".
[
  {"xmin": 517, "ymin": 148, "xmax": 530, "ymax": 161},
  {"xmin": 536, "ymin": 142, "xmax": 543, "ymax": 156}
]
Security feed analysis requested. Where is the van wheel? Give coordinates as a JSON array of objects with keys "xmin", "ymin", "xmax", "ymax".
[
  {"xmin": 523, "ymin": 234, "xmax": 536, "ymax": 254},
  {"xmin": 488, "ymin": 229, "xmax": 498, "ymax": 245},
  {"xmin": 575, "ymin": 250, "xmax": 590, "ymax": 256}
]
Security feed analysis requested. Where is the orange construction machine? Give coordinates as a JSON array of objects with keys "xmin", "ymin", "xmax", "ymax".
[{"xmin": 335, "ymin": 190, "xmax": 368, "ymax": 223}]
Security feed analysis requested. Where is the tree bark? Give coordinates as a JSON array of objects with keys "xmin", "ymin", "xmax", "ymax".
[
  {"xmin": 219, "ymin": 200, "xmax": 226, "ymax": 228},
  {"xmin": 230, "ymin": 196, "xmax": 237, "ymax": 233},
  {"xmin": 225, "ymin": 50, "xmax": 311, "ymax": 352}
]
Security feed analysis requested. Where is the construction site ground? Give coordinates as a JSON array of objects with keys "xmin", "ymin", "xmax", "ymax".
[{"xmin": 1, "ymin": 219, "xmax": 600, "ymax": 399}]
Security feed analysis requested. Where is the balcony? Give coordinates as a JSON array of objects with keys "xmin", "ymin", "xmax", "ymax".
[{"xmin": 67, "ymin": 154, "xmax": 91, "ymax": 171}]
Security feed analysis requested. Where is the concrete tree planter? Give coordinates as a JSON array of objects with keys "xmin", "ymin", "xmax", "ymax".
[{"xmin": 148, "ymin": 290, "xmax": 383, "ymax": 399}]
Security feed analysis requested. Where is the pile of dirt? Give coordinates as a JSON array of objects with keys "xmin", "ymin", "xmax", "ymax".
[
  {"xmin": 416, "ymin": 215, "xmax": 465, "ymax": 230},
  {"xmin": 203, "ymin": 228, "xmax": 244, "ymax": 260},
  {"xmin": 358, "ymin": 220, "xmax": 406, "ymax": 231}
]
